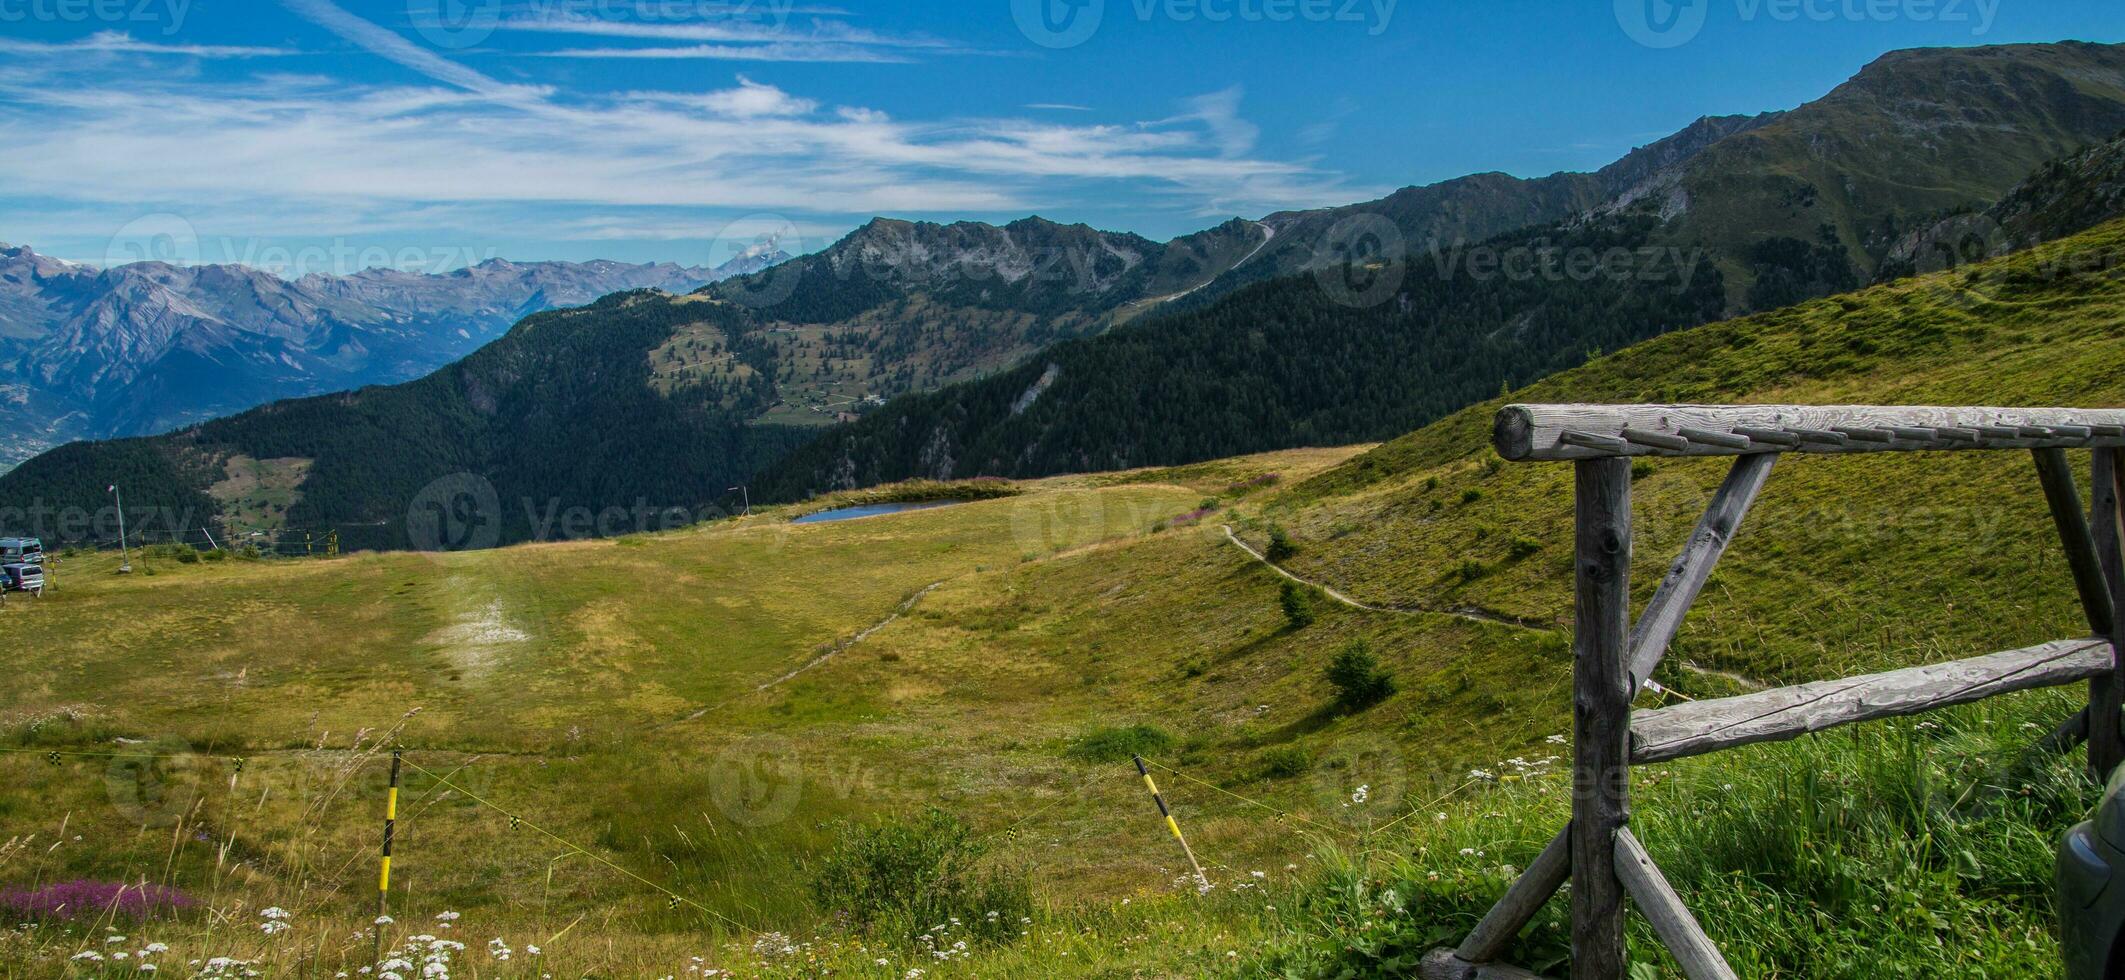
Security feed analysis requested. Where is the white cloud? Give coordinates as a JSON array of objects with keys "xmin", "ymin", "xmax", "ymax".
[
  {"xmin": 0, "ymin": 30, "xmax": 295, "ymax": 58},
  {"xmin": 1155, "ymin": 87, "xmax": 1260, "ymax": 159},
  {"xmin": 498, "ymin": 13, "xmax": 962, "ymax": 51},
  {"xmin": 536, "ymin": 42, "xmax": 913, "ymax": 63},
  {"xmin": 690, "ymin": 77, "xmax": 819, "ymax": 117},
  {"xmin": 281, "ymin": 0, "xmax": 550, "ymax": 102},
  {"xmin": 0, "ymin": 6, "xmax": 1376, "ymax": 251}
]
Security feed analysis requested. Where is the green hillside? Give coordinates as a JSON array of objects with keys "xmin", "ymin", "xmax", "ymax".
[
  {"xmin": 1657, "ymin": 42, "xmax": 2125, "ymax": 299},
  {"xmin": 5, "ymin": 216, "xmax": 2125, "ymax": 976}
]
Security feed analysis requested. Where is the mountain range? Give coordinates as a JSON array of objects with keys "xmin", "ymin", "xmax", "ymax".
[
  {"xmin": 7, "ymin": 41, "xmax": 2124, "ymax": 548},
  {"xmin": 760, "ymin": 44, "xmax": 2125, "ymax": 494},
  {"xmin": 0, "ymin": 244, "xmax": 788, "ymax": 468}
]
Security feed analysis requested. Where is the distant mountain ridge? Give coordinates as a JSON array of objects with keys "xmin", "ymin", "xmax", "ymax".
[
  {"xmin": 0, "ymin": 245, "xmax": 783, "ymax": 466},
  {"xmin": 9, "ymin": 41, "xmax": 2125, "ymax": 548},
  {"xmin": 756, "ymin": 42, "xmax": 2125, "ymax": 496},
  {"xmin": 1184, "ymin": 111, "xmax": 1783, "ymax": 303}
]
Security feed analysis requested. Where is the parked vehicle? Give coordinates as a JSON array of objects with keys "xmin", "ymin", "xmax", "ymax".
[
  {"xmin": 0, "ymin": 563, "xmax": 43, "ymax": 596},
  {"xmin": 0, "ymin": 537, "xmax": 42, "ymax": 565},
  {"xmin": 2061, "ymin": 766, "xmax": 2125, "ymax": 978}
]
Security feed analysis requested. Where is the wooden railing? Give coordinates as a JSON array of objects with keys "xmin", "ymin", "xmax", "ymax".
[{"xmin": 1422, "ymin": 404, "xmax": 2125, "ymax": 980}]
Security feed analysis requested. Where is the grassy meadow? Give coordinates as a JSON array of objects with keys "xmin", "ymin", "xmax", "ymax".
[{"xmin": 9, "ymin": 221, "xmax": 2125, "ymax": 977}]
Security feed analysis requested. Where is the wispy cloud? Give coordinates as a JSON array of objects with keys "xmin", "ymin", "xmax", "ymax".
[
  {"xmin": 1154, "ymin": 87, "xmax": 1260, "ymax": 158},
  {"xmin": 498, "ymin": 13, "xmax": 962, "ymax": 50},
  {"xmin": 282, "ymin": 0, "xmax": 549, "ymax": 102},
  {"xmin": 0, "ymin": 30, "xmax": 296, "ymax": 58},
  {"xmin": 0, "ymin": 6, "xmax": 1375, "ymax": 253},
  {"xmin": 534, "ymin": 42, "xmax": 916, "ymax": 62}
]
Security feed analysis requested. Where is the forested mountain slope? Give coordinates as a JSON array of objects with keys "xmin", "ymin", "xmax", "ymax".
[{"xmin": 760, "ymin": 48, "xmax": 2125, "ymax": 498}]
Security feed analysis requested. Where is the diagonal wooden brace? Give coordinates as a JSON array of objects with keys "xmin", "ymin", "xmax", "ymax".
[
  {"xmin": 1615, "ymin": 828, "xmax": 1738, "ymax": 980},
  {"xmin": 1456, "ymin": 825, "xmax": 1572, "ymax": 963},
  {"xmin": 1627, "ymin": 454, "xmax": 1776, "ymax": 692}
]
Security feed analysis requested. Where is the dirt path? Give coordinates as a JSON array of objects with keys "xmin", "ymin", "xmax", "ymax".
[
  {"xmin": 1217, "ymin": 525, "xmax": 1777, "ymax": 691},
  {"xmin": 1218, "ymin": 525, "xmax": 1552, "ymax": 631},
  {"xmin": 755, "ymin": 580, "xmax": 945, "ymax": 691}
]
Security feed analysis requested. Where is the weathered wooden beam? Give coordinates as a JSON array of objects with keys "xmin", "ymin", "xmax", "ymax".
[
  {"xmin": 1627, "ymin": 454, "xmax": 1776, "ymax": 691},
  {"xmin": 1495, "ymin": 404, "xmax": 2125, "ymax": 461},
  {"xmin": 1630, "ymin": 638, "xmax": 2113, "ymax": 764},
  {"xmin": 2036, "ymin": 448, "xmax": 2116, "ymax": 636},
  {"xmin": 1456, "ymin": 825, "xmax": 1572, "ymax": 963},
  {"xmin": 1615, "ymin": 828, "xmax": 1738, "ymax": 980},
  {"xmin": 2095, "ymin": 448, "xmax": 2125, "ymax": 777},
  {"xmin": 1572, "ymin": 458, "xmax": 1633, "ymax": 979},
  {"xmin": 1419, "ymin": 950, "xmax": 1559, "ymax": 980}
]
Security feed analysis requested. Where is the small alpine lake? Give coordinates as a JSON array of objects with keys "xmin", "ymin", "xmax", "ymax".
[{"xmin": 789, "ymin": 500, "xmax": 967, "ymax": 524}]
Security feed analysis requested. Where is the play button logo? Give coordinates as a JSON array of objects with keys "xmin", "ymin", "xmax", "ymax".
[
  {"xmin": 1013, "ymin": 0, "xmax": 1105, "ymax": 49},
  {"xmin": 1615, "ymin": 0, "xmax": 1708, "ymax": 49}
]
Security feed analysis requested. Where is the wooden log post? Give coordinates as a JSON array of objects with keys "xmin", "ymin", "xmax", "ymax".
[
  {"xmin": 1572, "ymin": 458, "xmax": 1633, "ymax": 979},
  {"xmin": 2097, "ymin": 448, "xmax": 2125, "ymax": 777}
]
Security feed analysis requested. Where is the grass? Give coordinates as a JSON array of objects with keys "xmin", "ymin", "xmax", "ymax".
[{"xmin": 9, "ymin": 222, "xmax": 2125, "ymax": 975}]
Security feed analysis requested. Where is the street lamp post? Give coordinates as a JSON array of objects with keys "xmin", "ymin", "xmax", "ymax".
[
  {"xmin": 728, "ymin": 485, "xmax": 750, "ymax": 517},
  {"xmin": 108, "ymin": 484, "xmax": 132, "ymax": 573}
]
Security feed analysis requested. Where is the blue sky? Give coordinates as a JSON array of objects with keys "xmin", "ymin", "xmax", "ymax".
[{"xmin": 1, "ymin": 0, "xmax": 2119, "ymax": 275}]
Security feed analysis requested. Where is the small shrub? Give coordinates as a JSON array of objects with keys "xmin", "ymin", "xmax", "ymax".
[
  {"xmin": 1066, "ymin": 724, "xmax": 1175, "ymax": 763},
  {"xmin": 1507, "ymin": 536, "xmax": 1541, "ymax": 560},
  {"xmin": 1326, "ymin": 640, "xmax": 1396, "ymax": 710},
  {"xmin": 808, "ymin": 807, "xmax": 1030, "ymax": 942},
  {"xmin": 173, "ymin": 548, "xmax": 200, "ymax": 564},
  {"xmin": 1266, "ymin": 526, "xmax": 1299, "ymax": 563},
  {"xmin": 1455, "ymin": 559, "xmax": 1488, "ymax": 582},
  {"xmin": 1261, "ymin": 745, "xmax": 1311, "ymax": 779},
  {"xmin": 1280, "ymin": 581, "xmax": 1318, "ymax": 629},
  {"xmin": 201, "ymin": 548, "xmax": 228, "ymax": 562},
  {"xmin": 1460, "ymin": 489, "xmax": 1483, "ymax": 505},
  {"xmin": 1631, "ymin": 460, "xmax": 1656, "ymax": 481}
]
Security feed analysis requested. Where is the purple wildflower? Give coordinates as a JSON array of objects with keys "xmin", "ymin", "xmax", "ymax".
[{"xmin": 0, "ymin": 880, "xmax": 196, "ymax": 922}]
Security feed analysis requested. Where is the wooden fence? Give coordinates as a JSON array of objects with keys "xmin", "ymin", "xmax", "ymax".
[{"xmin": 1421, "ymin": 404, "xmax": 2125, "ymax": 980}]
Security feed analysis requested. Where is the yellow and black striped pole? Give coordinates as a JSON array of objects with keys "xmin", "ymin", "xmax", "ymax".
[
  {"xmin": 1133, "ymin": 755, "xmax": 1209, "ymax": 892},
  {"xmin": 374, "ymin": 749, "xmax": 401, "ymax": 967}
]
